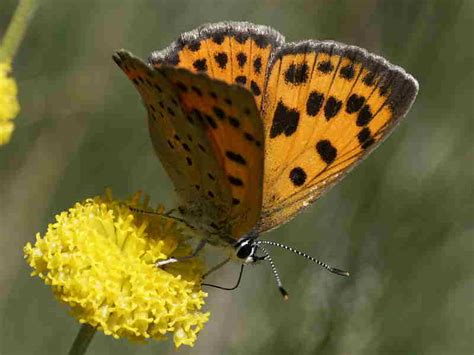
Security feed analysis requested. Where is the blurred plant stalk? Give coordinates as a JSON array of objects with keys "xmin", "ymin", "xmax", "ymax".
[
  {"xmin": 0, "ymin": 0, "xmax": 38, "ymax": 145},
  {"xmin": 0, "ymin": 0, "xmax": 38, "ymax": 62}
]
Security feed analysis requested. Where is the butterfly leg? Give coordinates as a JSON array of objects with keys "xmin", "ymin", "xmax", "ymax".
[
  {"xmin": 202, "ymin": 257, "xmax": 231, "ymax": 279},
  {"xmin": 156, "ymin": 239, "xmax": 206, "ymax": 267},
  {"xmin": 164, "ymin": 208, "xmax": 177, "ymax": 216}
]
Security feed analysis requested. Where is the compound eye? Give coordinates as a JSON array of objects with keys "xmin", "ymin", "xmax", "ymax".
[{"xmin": 236, "ymin": 243, "xmax": 253, "ymax": 259}]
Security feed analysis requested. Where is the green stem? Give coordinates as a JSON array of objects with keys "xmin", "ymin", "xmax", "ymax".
[
  {"xmin": 0, "ymin": 0, "xmax": 38, "ymax": 62},
  {"xmin": 68, "ymin": 323, "xmax": 97, "ymax": 355}
]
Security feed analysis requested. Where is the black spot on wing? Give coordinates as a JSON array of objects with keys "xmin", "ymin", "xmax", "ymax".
[
  {"xmin": 357, "ymin": 127, "xmax": 375, "ymax": 149},
  {"xmin": 214, "ymin": 52, "xmax": 228, "ymax": 69},
  {"xmin": 284, "ymin": 63, "xmax": 309, "ymax": 84},
  {"xmin": 235, "ymin": 76, "xmax": 247, "ymax": 85},
  {"xmin": 250, "ymin": 81, "xmax": 261, "ymax": 96},
  {"xmin": 182, "ymin": 143, "xmax": 190, "ymax": 152},
  {"xmin": 206, "ymin": 114, "xmax": 218, "ymax": 129},
  {"xmin": 175, "ymin": 81, "xmax": 188, "ymax": 92},
  {"xmin": 379, "ymin": 81, "xmax": 391, "ymax": 96},
  {"xmin": 198, "ymin": 144, "xmax": 206, "ymax": 153},
  {"xmin": 226, "ymin": 150, "xmax": 246, "ymax": 165},
  {"xmin": 346, "ymin": 94, "xmax": 365, "ymax": 113},
  {"xmin": 212, "ymin": 106, "xmax": 225, "ymax": 120},
  {"xmin": 235, "ymin": 32, "xmax": 249, "ymax": 44},
  {"xmin": 254, "ymin": 34, "xmax": 270, "ymax": 48},
  {"xmin": 228, "ymin": 116, "xmax": 240, "ymax": 128},
  {"xmin": 316, "ymin": 140, "xmax": 337, "ymax": 164},
  {"xmin": 340, "ymin": 64, "xmax": 355, "ymax": 80},
  {"xmin": 356, "ymin": 105, "xmax": 373, "ymax": 126},
  {"xmin": 306, "ymin": 91, "xmax": 324, "ymax": 116},
  {"xmin": 253, "ymin": 57, "xmax": 262, "ymax": 74},
  {"xmin": 188, "ymin": 40, "xmax": 201, "ymax": 52},
  {"xmin": 324, "ymin": 97, "xmax": 342, "ymax": 120},
  {"xmin": 244, "ymin": 132, "xmax": 254, "ymax": 142},
  {"xmin": 193, "ymin": 59, "xmax": 207, "ymax": 72},
  {"xmin": 270, "ymin": 101, "xmax": 300, "ymax": 138},
  {"xmin": 186, "ymin": 114, "xmax": 194, "ymax": 125},
  {"xmin": 192, "ymin": 109, "xmax": 203, "ymax": 124},
  {"xmin": 237, "ymin": 52, "xmax": 247, "ymax": 68},
  {"xmin": 191, "ymin": 85, "xmax": 202, "ymax": 96},
  {"xmin": 167, "ymin": 54, "xmax": 180, "ymax": 66},
  {"xmin": 363, "ymin": 71, "xmax": 375, "ymax": 86},
  {"xmin": 228, "ymin": 175, "xmax": 244, "ymax": 186},
  {"xmin": 318, "ymin": 60, "xmax": 334, "ymax": 73},
  {"xmin": 167, "ymin": 107, "xmax": 176, "ymax": 117},
  {"xmin": 289, "ymin": 167, "xmax": 307, "ymax": 187},
  {"xmin": 212, "ymin": 33, "xmax": 225, "ymax": 44}
]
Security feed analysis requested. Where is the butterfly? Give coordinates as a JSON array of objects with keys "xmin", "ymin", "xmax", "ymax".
[{"xmin": 113, "ymin": 21, "xmax": 418, "ymax": 297}]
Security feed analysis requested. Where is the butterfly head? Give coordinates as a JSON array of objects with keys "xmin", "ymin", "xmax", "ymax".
[
  {"xmin": 233, "ymin": 236, "xmax": 289, "ymax": 299},
  {"xmin": 234, "ymin": 237, "xmax": 262, "ymax": 264},
  {"xmin": 231, "ymin": 237, "xmax": 350, "ymax": 300}
]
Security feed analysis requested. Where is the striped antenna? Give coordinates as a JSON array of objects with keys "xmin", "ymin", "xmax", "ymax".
[
  {"xmin": 257, "ymin": 245, "xmax": 289, "ymax": 300},
  {"xmin": 256, "ymin": 240, "xmax": 350, "ymax": 277}
]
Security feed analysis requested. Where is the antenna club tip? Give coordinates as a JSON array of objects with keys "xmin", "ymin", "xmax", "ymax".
[
  {"xmin": 331, "ymin": 268, "xmax": 350, "ymax": 277},
  {"xmin": 279, "ymin": 287, "xmax": 289, "ymax": 301}
]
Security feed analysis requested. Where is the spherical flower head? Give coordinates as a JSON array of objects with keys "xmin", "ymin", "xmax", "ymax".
[
  {"xmin": 0, "ymin": 61, "xmax": 20, "ymax": 146},
  {"xmin": 24, "ymin": 191, "xmax": 209, "ymax": 348}
]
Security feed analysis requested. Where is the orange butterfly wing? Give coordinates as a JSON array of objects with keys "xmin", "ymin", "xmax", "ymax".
[
  {"xmin": 257, "ymin": 41, "xmax": 418, "ymax": 232},
  {"xmin": 115, "ymin": 22, "xmax": 419, "ymax": 240},
  {"xmin": 158, "ymin": 65, "xmax": 264, "ymax": 238},
  {"xmin": 114, "ymin": 50, "xmax": 264, "ymax": 241},
  {"xmin": 148, "ymin": 21, "xmax": 284, "ymax": 111}
]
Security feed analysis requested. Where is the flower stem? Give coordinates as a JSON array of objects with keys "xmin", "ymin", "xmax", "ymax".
[
  {"xmin": 0, "ymin": 0, "xmax": 38, "ymax": 62},
  {"xmin": 68, "ymin": 323, "xmax": 97, "ymax": 355}
]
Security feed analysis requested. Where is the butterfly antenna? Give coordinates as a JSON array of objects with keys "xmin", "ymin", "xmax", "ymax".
[
  {"xmin": 202, "ymin": 264, "xmax": 244, "ymax": 291},
  {"xmin": 257, "ymin": 245, "xmax": 289, "ymax": 300},
  {"xmin": 256, "ymin": 240, "xmax": 350, "ymax": 277}
]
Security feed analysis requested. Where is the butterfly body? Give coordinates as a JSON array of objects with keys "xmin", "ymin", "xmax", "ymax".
[{"xmin": 113, "ymin": 22, "xmax": 418, "ymax": 260}]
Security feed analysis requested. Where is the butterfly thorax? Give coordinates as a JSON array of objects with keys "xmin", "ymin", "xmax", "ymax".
[{"xmin": 178, "ymin": 205, "xmax": 239, "ymax": 249}]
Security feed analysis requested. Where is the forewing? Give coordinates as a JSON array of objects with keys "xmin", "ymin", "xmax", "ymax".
[
  {"xmin": 148, "ymin": 21, "xmax": 284, "ymax": 111},
  {"xmin": 114, "ymin": 50, "xmax": 264, "ymax": 238},
  {"xmin": 159, "ymin": 65, "xmax": 264, "ymax": 238},
  {"xmin": 258, "ymin": 41, "xmax": 418, "ymax": 232}
]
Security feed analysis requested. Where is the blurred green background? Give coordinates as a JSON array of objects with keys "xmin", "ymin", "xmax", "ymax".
[{"xmin": 1, "ymin": 0, "xmax": 472, "ymax": 354}]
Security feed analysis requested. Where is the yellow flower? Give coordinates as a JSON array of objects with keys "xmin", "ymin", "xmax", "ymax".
[
  {"xmin": 24, "ymin": 190, "xmax": 209, "ymax": 348},
  {"xmin": 0, "ymin": 62, "xmax": 19, "ymax": 146}
]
